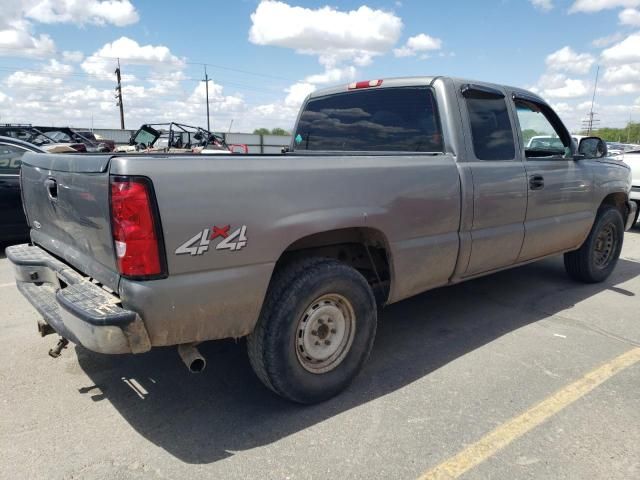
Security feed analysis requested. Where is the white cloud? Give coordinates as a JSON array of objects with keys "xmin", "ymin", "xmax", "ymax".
[
  {"xmin": 602, "ymin": 63, "xmax": 640, "ymax": 83},
  {"xmin": 6, "ymin": 70, "xmax": 63, "ymax": 88},
  {"xmin": 619, "ymin": 7, "xmax": 640, "ymax": 24},
  {"xmin": 62, "ymin": 50, "xmax": 84, "ymax": 62},
  {"xmin": 592, "ymin": 32, "xmax": 625, "ymax": 47},
  {"xmin": 42, "ymin": 59, "xmax": 73, "ymax": 75},
  {"xmin": 187, "ymin": 80, "xmax": 245, "ymax": 113},
  {"xmin": 601, "ymin": 32, "xmax": 640, "ymax": 63},
  {"xmin": 531, "ymin": 0, "xmax": 554, "ymax": 11},
  {"xmin": 0, "ymin": 1, "xmax": 139, "ymax": 59},
  {"xmin": 284, "ymin": 82, "xmax": 316, "ymax": 107},
  {"xmin": 25, "ymin": 0, "xmax": 139, "ymax": 26},
  {"xmin": 0, "ymin": 21, "xmax": 55, "ymax": 57},
  {"xmin": 545, "ymin": 46, "xmax": 595, "ymax": 74},
  {"xmin": 569, "ymin": 0, "xmax": 640, "ymax": 13},
  {"xmin": 249, "ymin": 1, "xmax": 402, "ymax": 68},
  {"xmin": 304, "ymin": 66, "xmax": 356, "ymax": 85},
  {"xmin": 541, "ymin": 74, "xmax": 590, "ymax": 98},
  {"xmin": 393, "ymin": 33, "xmax": 442, "ymax": 57},
  {"xmin": 81, "ymin": 37, "xmax": 185, "ymax": 79}
]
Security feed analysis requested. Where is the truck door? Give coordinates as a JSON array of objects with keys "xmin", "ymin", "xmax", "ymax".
[
  {"xmin": 510, "ymin": 94, "xmax": 594, "ymax": 261},
  {"xmin": 457, "ymin": 84, "xmax": 528, "ymax": 276}
]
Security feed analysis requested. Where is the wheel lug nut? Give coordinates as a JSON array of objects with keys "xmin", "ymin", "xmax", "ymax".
[
  {"xmin": 318, "ymin": 319, "xmax": 324, "ymax": 324},
  {"xmin": 324, "ymin": 340, "xmax": 331, "ymax": 346},
  {"xmin": 311, "ymin": 330, "xmax": 317, "ymax": 336},
  {"xmin": 331, "ymin": 329, "xmax": 336, "ymax": 334},
  {"xmin": 315, "ymin": 341, "xmax": 320, "ymax": 346}
]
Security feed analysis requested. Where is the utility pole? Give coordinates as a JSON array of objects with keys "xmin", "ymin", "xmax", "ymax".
[
  {"xmin": 202, "ymin": 65, "xmax": 211, "ymax": 131},
  {"xmin": 115, "ymin": 58, "xmax": 125, "ymax": 129},
  {"xmin": 583, "ymin": 65, "xmax": 600, "ymax": 135}
]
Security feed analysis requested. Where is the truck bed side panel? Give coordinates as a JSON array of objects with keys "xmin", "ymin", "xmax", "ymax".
[{"xmin": 110, "ymin": 154, "xmax": 461, "ymax": 344}]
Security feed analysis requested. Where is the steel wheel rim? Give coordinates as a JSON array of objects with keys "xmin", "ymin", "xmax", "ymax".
[
  {"xmin": 593, "ymin": 223, "xmax": 617, "ymax": 268},
  {"xmin": 295, "ymin": 293, "xmax": 356, "ymax": 374}
]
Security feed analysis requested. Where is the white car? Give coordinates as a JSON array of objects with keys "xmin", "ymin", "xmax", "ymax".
[{"xmin": 619, "ymin": 150, "xmax": 640, "ymax": 226}]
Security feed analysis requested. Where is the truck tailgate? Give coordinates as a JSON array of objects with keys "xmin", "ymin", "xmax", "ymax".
[{"xmin": 20, "ymin": 153, "xmax": 120, "ymax": 290}]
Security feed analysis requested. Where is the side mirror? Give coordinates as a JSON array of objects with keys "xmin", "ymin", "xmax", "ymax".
[{"xmin": 578, "ymin": 137, "xmax": 607, "ymax": 159}]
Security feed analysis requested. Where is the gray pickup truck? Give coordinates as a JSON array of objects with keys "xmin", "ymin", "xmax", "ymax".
[{"xmin": 7, "ymin": 76, "xmax": 637, "ymax": 403}]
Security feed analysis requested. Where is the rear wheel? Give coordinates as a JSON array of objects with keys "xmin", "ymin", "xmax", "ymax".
[
  {"xmin": 564, "ymin": 205, "xmax": 624, "ymax": 283},
  {"xmin": 247, "ymin": 258, "xmax": 377, "ymax": 404}
]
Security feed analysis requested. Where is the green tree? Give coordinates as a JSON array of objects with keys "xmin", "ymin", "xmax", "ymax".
[
  {"xmin": 253, "ymin": 128, "xmax": 271, "ymax": 135},
  {"xmin": 521, "ymin": 129, "xmax": 542, "ymax": 144},
  {"xmin": 270, "ymin": 128, "xmax": 291, "ymax": 136},
  {"xmin": 591, "ymin": 122, "xmax": 640, "ymax": 144}
]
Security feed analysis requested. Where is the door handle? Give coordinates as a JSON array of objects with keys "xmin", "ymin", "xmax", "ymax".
[
  {"xmin": 529, "ymin": 175, "xmax": 544, "ymax": 190},
  {"xmin": 44, "ymin": 177, "xmax": 58, "ymax": 201}
]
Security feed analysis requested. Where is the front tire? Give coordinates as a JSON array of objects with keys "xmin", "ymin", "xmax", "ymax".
[
  {"xmin": 564, "ymin": 205, "xmax": 624, "ymax": 283},
  {"xmin": 247, "ymin": 258, "xmax": 377, "ymax": 404}
]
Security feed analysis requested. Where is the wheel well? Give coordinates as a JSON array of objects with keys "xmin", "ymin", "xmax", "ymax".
[
  {"xmin": 600, "ymin": 192, "xmax": 628, "ymax": 217},
  {"xmin": 276, "ymin": 228, "xmax": 392, "ymax": 306}
]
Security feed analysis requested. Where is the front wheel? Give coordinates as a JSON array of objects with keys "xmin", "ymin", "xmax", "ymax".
[
  {"xmin": 564, "ymin": 205, "xmax": 624, "ymax": 283},
  {"xmin": 247, "ymin": 258, "xmax": 377, "ymax": 404}
]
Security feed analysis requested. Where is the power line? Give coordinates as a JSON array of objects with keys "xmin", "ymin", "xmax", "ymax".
[{"xmin": 0, "ymin": 45, "xmax": 297, "ymax": 82}]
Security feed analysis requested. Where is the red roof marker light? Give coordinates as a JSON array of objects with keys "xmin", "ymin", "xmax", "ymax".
[{"xmin": 348, "ymin": 79, "xmax": 383, "ymax": 90}]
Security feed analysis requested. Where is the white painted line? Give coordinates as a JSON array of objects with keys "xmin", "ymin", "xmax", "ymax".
[
  {"xmin": 0, "ymin": 282, "xmax": 15, "ymax": 289},
  {"xmin": 554, "ymin": 333, "xmax": 567, "ymax": 338}
]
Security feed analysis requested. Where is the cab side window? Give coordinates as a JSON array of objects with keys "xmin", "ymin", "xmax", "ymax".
[
  {"xmin": 463, "ymin": 88, "xmax": 516, "ymax": 161},
  {"xmin": 0, "ymin": 144, "xmax": 27, "ymax": 174},
  {"xmin": 514, "ymin": 99, "xmax": 570, "ymax": 159}
]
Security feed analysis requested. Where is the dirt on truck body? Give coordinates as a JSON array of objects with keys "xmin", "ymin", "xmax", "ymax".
[{"xmin": 7, "ymin": 76, "xmax": 636, "ymax": 403}]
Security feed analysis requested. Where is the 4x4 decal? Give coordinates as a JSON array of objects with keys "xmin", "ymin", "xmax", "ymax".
[{"xmin": 175, "ymin": 225, "xmax": 247, "ymax": 256}]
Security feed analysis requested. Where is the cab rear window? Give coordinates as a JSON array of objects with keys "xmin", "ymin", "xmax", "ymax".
[{"xmin": 293, "ymin": 87, "xmax": 443, "ymax": 152}]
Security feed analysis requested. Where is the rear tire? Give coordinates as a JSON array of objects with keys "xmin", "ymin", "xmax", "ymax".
[
  {"xmin": 247, "ymin": 258, "xmax": 377, "ymax": 404},
  {"xmin": 564, "ymin": 205, "xmax": 624, "ymax": 283}
]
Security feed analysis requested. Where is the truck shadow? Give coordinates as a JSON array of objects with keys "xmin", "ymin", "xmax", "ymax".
[{"xmin": 75, "ymin": 254, "xmax": 640, "ymax": 464}]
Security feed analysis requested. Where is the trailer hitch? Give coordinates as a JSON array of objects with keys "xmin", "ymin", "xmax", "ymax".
[{"xmin": 49, "ymin": 337, "xmax": 69, "ymax": 358}]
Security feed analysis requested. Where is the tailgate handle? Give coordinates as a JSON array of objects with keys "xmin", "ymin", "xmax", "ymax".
[{"xmin": 45, "ymin": 178, "xmax": 58, "ymax": 201}]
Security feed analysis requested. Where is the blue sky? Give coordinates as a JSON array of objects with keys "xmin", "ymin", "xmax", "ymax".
[{"xmin": 1, "ymin": 0, "xmax": 640, "ymax": 133}]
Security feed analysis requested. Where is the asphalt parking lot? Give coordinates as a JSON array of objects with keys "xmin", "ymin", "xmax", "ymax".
[{"xmin": 1, "ymin": 227, "xmax": 639, "ymax": 480}]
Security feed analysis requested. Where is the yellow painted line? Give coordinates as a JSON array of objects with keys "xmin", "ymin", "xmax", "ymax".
[{"xmin": 419, "ymin": 347, "xmax": 640, "ymax": 480}]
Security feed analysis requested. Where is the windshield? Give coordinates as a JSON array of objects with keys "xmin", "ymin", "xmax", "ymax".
[{"xmin": 132, "ymin": 126, "xmax": 160, "ymax": 147}]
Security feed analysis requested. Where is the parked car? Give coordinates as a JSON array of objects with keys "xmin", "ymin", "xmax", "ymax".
[
  {"xmin": 34, "ymin": 126, "xmax": 112, "ymax": 152},
  {"xmin": 6, "ymin": 76, "xmax": 636, "ymax": 403},
  {"xmin": 72, "ymin": 130, "xmax": 115, "ymax": 152},
  {"xmin": 0, "ymin": 125, "xmax": 85, "ymax": 153},
  {"xmin": 0, "ymin": 136, "xmax": 46, "ymax": 242},
  {"xmin": 619, "ymin": 150, "xmax": 640, "ymax": 226}
]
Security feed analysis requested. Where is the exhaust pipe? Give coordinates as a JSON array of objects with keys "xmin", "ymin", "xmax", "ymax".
[{"xmin": 178, "ymin": 343, "xmax": 206, "ymax": 373}]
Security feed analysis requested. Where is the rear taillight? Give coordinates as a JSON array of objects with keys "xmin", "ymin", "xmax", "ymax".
[{"xmin": 110, "ymin": 176, "xmax": 164, "ymax": 278}]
